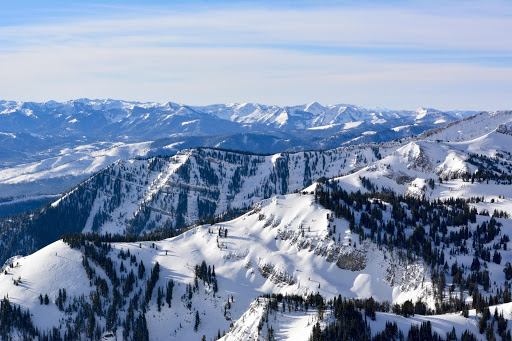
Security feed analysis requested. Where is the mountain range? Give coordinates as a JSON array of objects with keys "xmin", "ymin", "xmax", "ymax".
[
  {"xmin": 0, "ymin": 100, "xmax": 477, "ymax": 211},
  {"xmin": 0, "ymin": 102, "xmax": 511, "ymax": 340}
]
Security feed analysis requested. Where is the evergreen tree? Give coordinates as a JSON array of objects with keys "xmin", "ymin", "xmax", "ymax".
[
  {"xmin": 166, "ymin": 279, "xmax": 174, "ymax": 307},
  {"xmin": 194, "ymin": 311, "xmax": 200, "ymax": 332}
]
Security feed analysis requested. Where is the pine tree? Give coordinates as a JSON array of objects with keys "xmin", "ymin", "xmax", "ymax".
[
  {"xmin": 194, "ymin": 311, "xmax": 200, "ymax": 332},
  {"xmin": 504, "ymin": 262, "xmax": 512, "ymax": 280},
  {"xmin": 166, "ymin": 279, "xmax": 174, "ymax": 307},
  {"xmin": 157, "ymin": 287, "xmax": 163, "ymax": 312},
  {"xmin": 138, "ymin": 260, "xmax": 146, "ymax": 279}
]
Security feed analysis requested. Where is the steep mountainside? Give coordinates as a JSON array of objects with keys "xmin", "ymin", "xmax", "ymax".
[
  {"xmin": 1, "ymin": 108, "xmax": 512, "ymax": 340},
  {"xmin": 421, "ymin": 110, "xmax": 512, "ymax": 142},
  {"xmin": 2, "ymin": 112, "xmax": 512, "ymax": 268},
  {"xmin": 331, "ymin": 111, "xmax": 512, "ymax": 208},
  {"xmin": 1, "ymin": 188, "xmax": 511, "ymax": 340},
  {"xmin": 222, "ymin": 296, "xmax": 512, "ymax": 341},
  {"xmin": 0, "ymin": 99, "xmax": 476, "ymax": 207},
  {"xmin": 0, "ymin": 146, "xmax": 385, "ymax": 264},
  {"xmin": 2, "ymin": 193, "xmax": 401, "ymax": 340}
]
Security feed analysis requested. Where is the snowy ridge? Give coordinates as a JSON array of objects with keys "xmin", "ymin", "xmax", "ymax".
[
  {"xmin": 221, "ymin": 297, "xmax": 512, "ymax": 341},
  {"xmin": 333, "ymin": 128, "xmax": 512, "ymax": 215},
  {"xmin": 0, "ymin": 144, "xmax": 392, "ymax": 265},
  {"xmin": 49, "ymin": 146, "xmax": 385, "ymax": 235},
  {"xmin": 0, "ymin": 99, "xmax": 477, "ymax": 203},
  {"xmin": 1, "ymin": 189, "xmax": 511, "ymax": 340},
  {"xmin": 3, "ymin": 112, "xmax": 512, "ymax": 264},
  {"xmin": 1, "ymin": 107, "xmax": 512, "ymax": 339},
  {"xmin": 421, "ymin": 110, "xmax": 512, "ymax": 142},
  {"xmin": 0, "ymin": 99, "xmax": 472, "ymax": 134},
  {"xmin": 0, "ymin": 193, "xmax": 443, "ymax": 340}
]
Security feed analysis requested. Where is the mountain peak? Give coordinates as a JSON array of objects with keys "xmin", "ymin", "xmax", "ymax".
[{"xmin": 305, "ymin": 101, "xmax": 324, "ymax": 113}]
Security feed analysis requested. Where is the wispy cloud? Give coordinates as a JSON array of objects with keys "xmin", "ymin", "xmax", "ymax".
[{"xmin": 0, "ymin": 1, "xmax": 511, "ymax": 109}]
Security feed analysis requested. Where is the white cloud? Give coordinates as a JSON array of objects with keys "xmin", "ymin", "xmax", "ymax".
[
  {"xmin": 2, "ymin": 5, "xmax": 512, "ymax": 51},
  {"xmin": 0, "ymin": 2, "xmax": 511, "ymax": 109}
]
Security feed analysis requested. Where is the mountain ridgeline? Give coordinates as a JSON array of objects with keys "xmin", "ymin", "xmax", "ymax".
[
  {"xmin": 0, "ymin": 146, "xmax": 382, "ymax": 264},
  {"xmin": 0, "ymin": 100, "xmax": 479, "ymax": 207},
  {"xmin": 1, "ymin": 110, "xmax": 512, "ymax": 340},
  {"xmin": 0, "ymin": 99, "xmax": 474, "ymax": 169}
]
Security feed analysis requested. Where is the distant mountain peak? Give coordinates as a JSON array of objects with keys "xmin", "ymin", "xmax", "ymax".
[{"xmin": 305, "ymin": 101, "xmax": 324, "ymax": 113}]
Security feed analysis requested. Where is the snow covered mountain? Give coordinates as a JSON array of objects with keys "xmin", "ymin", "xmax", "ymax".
[
  {"xmin": 0, "ymin": 145, "xmax": 386, "ymax": 263},
  {"xmin": 337, "ymin": 110, "xmax": 512, "ymax": 202},
  {"xmin": 421, "ymin": 110, "xmax": 512, "ymax": 142},
  {"xmin": 0, "ymin": 99, "xmax": 474, "ymax": 170},
  {"xmin": 1, "ymin": 182, "xmax": 511, "ymax": 340},
  {"xmin": 197, "ymin": 102, "xmax": 467, "ymax": 130},
  {"xmin": 1, "ymin": 107, "xmax": 512, "ymax": 340},
  {"xmin": 2, "ymin": 111, "xmax": 512, "ymax": 265},
  {"xmin": 0, "ymin": 99, "xmax": 476, "ymax": 211}
]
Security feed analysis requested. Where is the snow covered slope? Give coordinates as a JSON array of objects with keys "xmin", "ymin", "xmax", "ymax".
[
  {"xmin": 3, "ymin": 109, "xmax": 512, "ymax": 267},
  {"xmin": 0, "ymin": 99, "xmax": 478, "ymax": 208},
  {"xmin": 332, "ymin": 113, "xmax": 512, "ymax": 218},
  {"xmin": 1, "ymin": 107, "xmax": 512, "ymax": 339},
  {"xmin": 222, "ymin": 297, "xmax": 512, "ymax": 341},
  {"xmin": 1, "ymin": 189, "xmax": 511, "ymax": 340},
  {"xmin": 421, "ymin": 110, "xmax": 512, "ymax": 142},
  {"xmin": 69, "ymin": 146, "xmax": 387, "ymax": 235},
  {"xmin": 0, "ymin": 145, "xmax": 389, "ymax": 264},
  {"xmin": 0, "ymin": 193, "xmax": 392, "ymax": 339},
  {"xmin": 0, "ymin": 141, "xmax": 153, "ymax": 199},
  {"xmin": 198, "ymin": 102, "xmax": 470, "ymax": 130}
]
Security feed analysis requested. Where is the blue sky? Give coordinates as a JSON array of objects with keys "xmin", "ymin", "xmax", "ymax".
[{"xmin": 1, "ymin": 0, "xmax": 511, "ymax": 110}]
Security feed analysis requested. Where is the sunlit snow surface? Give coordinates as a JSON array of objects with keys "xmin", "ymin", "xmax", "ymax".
[{"xmin": 2, "ymin": 191, "xmax": 511, "ymax": 340}]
